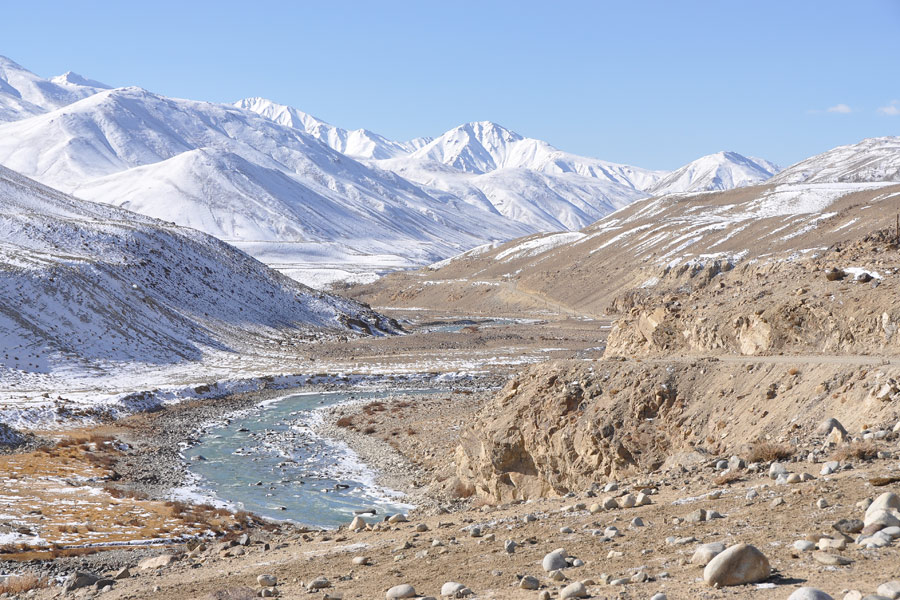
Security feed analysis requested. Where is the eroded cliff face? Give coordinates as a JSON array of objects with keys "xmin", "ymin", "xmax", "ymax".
[
  {"xmin": 454, "ymin": 359, "xmax": 900, "ymax": 501},
  {"xmin": 604, "ymin": 232, "xmax": 900, "ymax": 357}
]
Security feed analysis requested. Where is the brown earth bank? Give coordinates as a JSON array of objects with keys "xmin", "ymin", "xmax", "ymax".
[{"xmin": 452, "ymin": 359, "xmax": 900, "ymax": 502}]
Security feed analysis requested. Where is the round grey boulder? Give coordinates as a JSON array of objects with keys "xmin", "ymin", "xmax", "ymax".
[
  {"xmin": 703, "ymin": 543, "xmax": 771, "ymax": 587},
  {"xmin": 441, "ymin": 582, "xmax": 471, "ymax": 597},
  {"xmin": 542, "ymin": 549, "xmax": 568, "ymax": 572},
  {"xmin": 386, "ymin": 584, "xmax": 417, "ymax": 599}
]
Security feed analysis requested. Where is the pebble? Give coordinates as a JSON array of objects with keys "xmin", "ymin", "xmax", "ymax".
[
  {"xmin": 630, "ymin": 517, "xmax": 645, "ymax": 527},
  {"xmin": 386, "ymin": 584, "xmax": 417, "ymax": 599},
  {"xmin": 817, "ymin": 498, "xmax": 829, "ymax": 509},
  {"xmin": 746, "ymin": 489, "xmax": 759, "ymax": 500},
  {"xmin": 549, "ymin": 569, "xmax": 567, "ymax": 582},
  {"xmin": 812, "ymin": 551, "xmax": 852, "ymax": 566},
  {"xmin": 793, "ymin": 540, "xmax": 815, "ymax": 552},
  {"xmin": 619, "ymin": 494, "xmax": 637, "ymax": 508},
  {"xmin": 787, "ymin": 587, "xmax": 834, "ymax": 600},
  {"xmin": 257, "ymin": 575, "xmax": 277, "ymax": 587},
  {"xmin": 770, "ymin": 462, "xmax": 788, "ymax": 479},
  {"xmin": 538, "ymin": 591, "xmax": 551, "ymax": 600},
  {"xmin": 469, "ymin": 526, "xmax": 482, "ymax": 538},
  {"xmin": 817, "ymin": 537, "xmax": 846, "ymax": 551},
  {"xmin": 703, "ymin": 543, "xmax": 771, "ymax": 587},
  {"xmin": 352, "ymin": 556, "xmax": 371, "ymax": 566},
  {"xmin": 504, "ymin": 539, "xmax": 517, "ymax": 553},
  {"xmin": 651, "ymin": 594, "xmax": 668, "ymax": 600},
  {"xmin": 518, "ymin": 575, "xmax": 539, "ymax": 590},
  {"xmin": 560, "ymin": 526, "xmax": 574, "ymax": 534}
]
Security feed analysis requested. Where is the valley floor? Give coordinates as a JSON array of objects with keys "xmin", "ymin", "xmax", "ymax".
[{"xmin": 1, "ymin": 309, "xmax": 898, "ymax": 600}]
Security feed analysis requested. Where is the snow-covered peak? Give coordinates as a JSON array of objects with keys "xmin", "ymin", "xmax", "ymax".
[
  {"xmin": 648, "ymin": 151, "xmax": 780, "ymax": 196},
  {"xmin": 770, "ymin": 137, "xmax": 900, "ymax": 184},
  {"xmin": 50, "ymin": 70, "xmax": 111, "ymax": 90},
  {"xmin": 0, "ymin": 55, "xmax": 108, "ymax": 122},
  {"xmin": 406, "ymin": 121, "xmax": 666, "ymax": 191},
  {"xmin": 235, "ymin": 96, "xmax": 422, "ymax": 159}
]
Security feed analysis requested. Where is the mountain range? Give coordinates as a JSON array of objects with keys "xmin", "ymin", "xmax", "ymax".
[
  {"xmin": 355, "ymin": 135, "xmax": 900, "ymax": 317},
  {"xmin": 0, "ymin": 56, "xmax": 783, "ymax": 287}
]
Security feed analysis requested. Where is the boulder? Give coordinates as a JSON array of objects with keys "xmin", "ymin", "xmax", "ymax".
[
  {"xmin": 703, "ymin": 543, "xmax": 770, "ymax": 587},
  {"xmin": 560, "ymin": 581, "xmax": 588, "ymax": 599},
  {"xmin": 542, "ymin": 549, "xmax": 568, "ymax": 572},
  {"xmin": 866, "ymin": 493, "xmax": 900, "ymax": 519},
  {"xmin": 691, "ymin": 542, "xmax": 726, "ymax": 566},
  {"xmin": 441, "ymin": 582, "xmax": 471, "ymax": 597},
  {"xmin": 876, "ymin": 581, "xmax": 900, "ymax": 600},
  {"xmin": 386, "ymin": 584, "xmax": 417, "ymax": 599}
]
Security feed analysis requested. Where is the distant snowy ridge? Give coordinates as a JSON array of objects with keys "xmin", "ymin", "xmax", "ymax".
[
  {"xmin": 0, "ymin": 55, "xmax": 108, "ymax": 122},
  {"xmin": 648, "ymin": 151, "xmax": 780, "ymax": 195},
  {"xmin": 235, "ymin": 97, "xmax": 429, "ymax": 160},
  {"xmin": 770, "ymin": 137, "xmax": 900, "ymax": 184},
  {"xmin": 0, "ymin": 164, "xmax": 397, "ymax": 382}
]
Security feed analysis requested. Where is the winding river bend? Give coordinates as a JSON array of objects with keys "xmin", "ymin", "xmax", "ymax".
[{"xmin": 182, "ymin": 389, "xmax": 438, "ymax": 528}]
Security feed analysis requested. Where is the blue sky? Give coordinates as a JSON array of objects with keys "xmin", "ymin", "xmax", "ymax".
[{"xmin": 2, "ymin": 0, "xmax": 899, "ymax": 169}]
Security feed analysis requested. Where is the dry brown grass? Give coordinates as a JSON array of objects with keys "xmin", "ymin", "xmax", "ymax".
[
  {"xmin": 336, "ymin": 415, "xmax": 355, "ymax": 428},
  {"xmin": 746, "ymin": 441, "xmax": 793, "ymax": 463},
  {"xmin": 714, "ymin": 471, "xmax": 743, "ymax": 486},
  {"xmin": 0, "ymin": 574, "xmax": 47, "ymax": 594},
  {"xmin": 363, "ymin": 426, "xmax": 377, "ymax": 435},
  {"xmin": 831, "ymin": 441, "xmax": 879, "ymax": 462}
]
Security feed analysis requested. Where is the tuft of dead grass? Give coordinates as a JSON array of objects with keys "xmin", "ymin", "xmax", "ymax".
[
  {"xmin": 713, "ymin": 471, "xmax": 742, "ymax": 485},
  {"xmin": 831, "ymin": 440, "xmax": 879, "ymax": 462},
  {"xmin": 745, "ymin": 441, "xmax": 793, "ymax": 464}
]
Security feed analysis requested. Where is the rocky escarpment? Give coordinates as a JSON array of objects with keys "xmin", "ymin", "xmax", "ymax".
[
  {"xmin": 454, "ymin": 359, "xmax": 900, "ymax": 501},
  {"xmin": 605, "ymin": 230, "xmax": 900, "ymax": 357}
]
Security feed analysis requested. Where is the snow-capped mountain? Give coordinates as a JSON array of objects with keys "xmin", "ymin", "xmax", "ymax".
[
  {"xmin": 405, "ymin": 121, "xmax": 666, "ymax": 191},
  {"xmin": 0, "ymin": 86, "xmax": 533, "ymax": 285},
  {"xmin": 0, "ymin": 55, "xmax": 108, "ymax": 122},
  {"xmin": 770, "ymin": 136, "xmax": 900, "ymax": 184},
  {"xmin": 378, "ymin": 157, "xmax": 645, "ymax": 231},
  {"xmin": 648, "ymin": 151, "xmax": 780, "ymax": 195},
  {"xmin": 0, "ymin": 57, "xmax": 785, "ymax": 288},
  {"xmin": 236, "ymin": 97, "xmax": 429, "ymax": 160},
  {"xmin": 0, "ymin": 164, "xmax": 396, "ymax": 381}
]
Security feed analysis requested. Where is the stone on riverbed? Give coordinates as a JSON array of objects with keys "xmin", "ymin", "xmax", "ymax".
[{"xmin": 703, "ymin": 543, "xmax": 770, "ymax": 587}]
